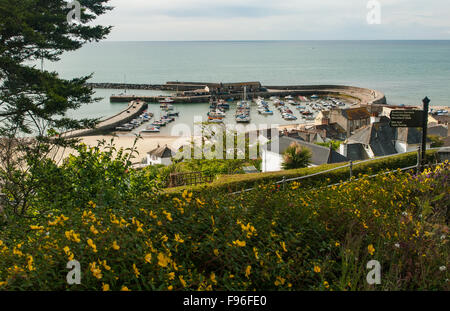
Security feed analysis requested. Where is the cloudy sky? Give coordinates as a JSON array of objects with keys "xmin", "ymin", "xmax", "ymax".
[{"xmin": 93, "ymin": 0, "xmax": 450, "ymax": 40}]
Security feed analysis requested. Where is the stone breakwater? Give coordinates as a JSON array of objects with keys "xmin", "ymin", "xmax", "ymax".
[
  {"xmin": 105, "ymin": 84, "xmax": 386, "ymax": 106},
  {"xmin": 62, "ymin": 100, "xmax": 148, "ymax": 139}
]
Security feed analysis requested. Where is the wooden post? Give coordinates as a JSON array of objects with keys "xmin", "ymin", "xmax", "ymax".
[
  {"xmin": 417, "ymin": 146, "xmax": 422, "ymax": 172},
  {"xmin": 421, "ymin": 97, "xmax": 430, "ymax": 168}
]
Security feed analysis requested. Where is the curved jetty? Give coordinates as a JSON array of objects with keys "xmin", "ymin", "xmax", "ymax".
[
  {"xmin": 106, "ymin": 82, "xmax": 386, "ymax": 106},
  {"xmin": 63, "ymin": 100, "xmax": 148, "ymax": 138}
]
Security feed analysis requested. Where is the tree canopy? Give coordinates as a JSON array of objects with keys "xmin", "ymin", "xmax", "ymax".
[{"xmin": 0, "ymin": 0, "xmax": 112, "ymax": 137}]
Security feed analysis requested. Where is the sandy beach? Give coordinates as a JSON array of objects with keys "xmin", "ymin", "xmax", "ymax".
[{"xmin": 52, "ymin": 135, "xmax": 193, "ymax": 164}]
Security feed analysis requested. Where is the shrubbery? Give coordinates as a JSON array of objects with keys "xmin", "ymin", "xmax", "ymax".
[{"xmin": 0, "ymin": 142, "xmax": 448, "ymax": 291}]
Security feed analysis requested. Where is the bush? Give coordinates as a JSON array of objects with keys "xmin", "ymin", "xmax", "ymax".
[
  {"xmin": 166, "ymin": 150, "xmax": 439, "ymax": 195},
  {"xmin": 281, "ymin": 142, "xmax": 312, "ymax": 170},
  {"xmin": 0, "ymin": 161, "xmax": 448, "ymax": 290}
]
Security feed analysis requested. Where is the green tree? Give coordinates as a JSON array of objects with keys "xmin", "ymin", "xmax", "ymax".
[
  {"xmin": 281, "ymin": 142, "xmax": 312, "ymax": 170},
  {"xmin": 0, "ymin": 0, "xmax": 112, "ymax": 216}
]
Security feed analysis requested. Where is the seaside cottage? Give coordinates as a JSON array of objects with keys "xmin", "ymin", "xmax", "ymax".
[
  {"xmin": 339, "ymin": 119, "xmax": 432, "ymax": 160},
  {"xmin": 315, "ymin": 107, "xmax": 371, "ymax": 138},
  {"xmin": 146, "ymin": 145, "xmax": 175, "ymax": 166}
]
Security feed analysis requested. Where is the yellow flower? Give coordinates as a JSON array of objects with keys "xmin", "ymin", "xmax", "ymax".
[
  {"xmin": 144, "ymin": 253, "xmax": 152, "ymax": 264},
  {"xmin": 158, "ymin": 252, "xmax": 171, "ymax": 268},
  {"xmin": 245, "ymin": 265, "xmax": 251, "ymax": 278},
  {"xmin": 89, "ymin": 262, "xmax": 102, "ymax": 280},
  {"xmin": 87, "ymin": 239, "xmax": 97, "ymax": 253},
  {"xmin": 274, "ymin": 276, "xmax": 286, "ymax": 286},
  {"xmin": 132, "ymin": 264, "xmax": 140, "ymax": 278},
  {"xmin": 121, "ymin": 286, "xmax": 130, "ymax": 291},
  {"xmin": 168, "ymin": 285, "xmax": 173, "ymax": 291},
  {"xmin": 179, "ymin": 275, "xmax": 187, "ymax": 288},
  {"xmin": 213, "ymin": 249, "xmax": 219, "ymax": 256},
  {"xmin": 90, "ymin": 225, "xmax": 99, "ymax": 235},
  {"xmin": 163, "ymin": 211, "xmax": 173, "ymax": 222},
  {"xmin": 63, "ymin": 246, "xmax": 74, "ymax": 261},
  {"xmin": 168, "ymin": 272, "xmax": 175, "ymax": 280},
  {"xmin": 88, "ymin": 201, "xmax": 96, "ymax": 208},
  {"xmin": 232, "ymin": 240, "xmax": 246, "ymax": 247},
  {"xmin": 27, "ymin": 255, "xmax": 35, "ymax": 271},
  {"xmin": 102, "ymin": 283, "xmax": 110, "ymax": 291},
  {"xmin": 280, "ymin": 241, "xmax": 287, "ymax": 252},
  {"xmin": 174, "ymin": 234, "xmax": 184, "ymax": 243},
  {"xmin": 314, "ymin": 266, "xmax": 321, "ymax": 273},
  {"xmin": 65, "ymin": 230, "xmax": 81, "ymax": 243},
  {"xmin": 30, "ymin": 225, "xmax": 44, "ymax": 230},
  {"xmin": 210, "ymin": 272, "xmax": 217, "ymax": 284},
  {"xmin": 335, "ymin": 242, "xmax": 340, "ymax": 247},
  {"xmin": 323, "ymin": 281, "xmax": 330, "ymax": 289},
  {"xmin": 253, "ymin": 247, "xmax": 259, "ymax": 260},
  {"xmin": 368, "ymin": 244, "xmax": 375, "ymax": 256},
  {"xmin": 112, "ymin": 241, "xmax": 120, "ymax": 250}
]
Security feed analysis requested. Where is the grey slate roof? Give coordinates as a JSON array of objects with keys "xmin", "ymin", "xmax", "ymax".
[
  {"xmin": 266, "ymin": 136, "xmax": 348, "ymax": 166},
  {"xmin": 346, "ymin": 143, "xmax": 369, "ymax": 161},
  {"xmin": 148, "ymin": 145, "xmax": 174, "ymax": 158},
  {"xmin": 428, "ymin": 125, "xmax": 448, "ymax": 138},
  {"xmin": 396, "ymin": 127, "xmax": 431, "ymax": 144},
  {"xmin": 347, "ymin": 123, "xmax": 397, "ymax": 157}
]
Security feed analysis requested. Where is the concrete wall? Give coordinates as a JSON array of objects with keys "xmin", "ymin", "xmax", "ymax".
[{"xmin": 64, "ymin": 102, "xmax": 148, "ymax": 139}]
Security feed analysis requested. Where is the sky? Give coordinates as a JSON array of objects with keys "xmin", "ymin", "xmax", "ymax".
[{"xmin": 92, "ymin": 0, "xmax": 450, "ymax": 41}]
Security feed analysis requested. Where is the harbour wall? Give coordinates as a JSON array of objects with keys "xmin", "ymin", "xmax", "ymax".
[
  {"xmin": 108, "ymin": 85, "xmax": 386, "ymax": 106},
  {"xmin": 63, "ymin": 101, "xmax": 148, "ymax": 139}
]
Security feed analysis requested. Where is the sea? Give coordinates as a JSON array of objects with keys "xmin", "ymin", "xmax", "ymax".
[{"xmin": 39, "ymin": 41, "xmax": 450, "ymax": 135}]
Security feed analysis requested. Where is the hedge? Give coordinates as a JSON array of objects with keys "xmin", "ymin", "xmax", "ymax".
[{"xmin": 165, "ymin": 150, "xmax": 438, "ymax": 195}]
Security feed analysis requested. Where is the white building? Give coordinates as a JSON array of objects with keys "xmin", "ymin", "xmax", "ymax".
[
  {"xmin": 146, "ymin": 145, "xmax": 175, "ymax": 166},
  {"xmin": 262, "ymin": 136, "xmax": 348, "ymax": 172}
]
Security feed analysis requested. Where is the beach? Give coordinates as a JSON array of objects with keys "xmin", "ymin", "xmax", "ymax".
[{"xmin": 52, "ymin": 135, "xmax": 193, "ymax": 164}]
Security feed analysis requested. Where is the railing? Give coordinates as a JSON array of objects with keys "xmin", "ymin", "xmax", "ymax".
[{"xmin": 229, "ymin": 147, "xmax": 442, "ymax": 195}]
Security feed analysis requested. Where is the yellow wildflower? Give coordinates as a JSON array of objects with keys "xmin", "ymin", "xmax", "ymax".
[
  {"xmin": 213, "ymin": 249, "xmax": 219, "ymax": 256},
  {"xmin": 158, "ymin": 252, "xmax": 171, "ymax": 267},
  {"xmin": 245, "ymin": 265, "xmax": 251, "ymax": 278},
  {"xmin": 145, "ymin": 253, "xmax": 152, "ymax": 264},
  {"xmin": 210, "ymin": 272, "xmax": 217, "ymax": 284},
  {"xmin": 89, "ymin": 262, "xmax": 102, "ymax": 280},
  {"xmin": 274, "ymin": 276, "xmax": 286, "ymax": 286},
  {"xmin": 280, "ymin": 241, "xmax": 287, "ymax": 252},
  {"xmin": 314, "ymin": 266, "xmax": 321, "ymax": 273},
  {"xmin": 90, "ymin": 225, "xmax": 99, "ymax": 235},
  {"xmin": 30, "ymin": 225, "xmax": 44, "ymax": 230},
  {"xmin": 121, "ymin": 286, "xmax": 130, "ymax": 291},
  {"xmin": 112, "ymin": 241, "xmax": 120, "ymax": 250},
  {"xmin": 368, "ymin": 244, "xmax": 375, "ymax": 256},
  {"xmin": 102, "ymin": 283, "xmax": 110, "ymax": 291},
  {"xmin": 132, "ymin": 264, "xmax": 140, "ymax": 278},
  {"xmin": 27, "ymin": 255, "xmax": 35, "ymax": 271},
  {"xmin": 179, "ymin": 275, "xmax": 187, "ymax": 287},
  {"xmin": 174, "ymin": 234, "xmax": 184, "ymax": 243},
  {"xmin": 232, "ymin": 240, "xmax": 246, "ymax": 247},
  {"xmin": 87, "ymin": 239, "xmax": 97, "ymax": 253}
]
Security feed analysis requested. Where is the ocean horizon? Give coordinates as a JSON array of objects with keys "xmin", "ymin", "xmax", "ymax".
[{"xmin": 38, "ymin": 40, "xmax": 450, "ymax": 121}]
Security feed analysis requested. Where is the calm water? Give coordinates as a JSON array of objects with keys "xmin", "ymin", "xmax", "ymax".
[{"xmin": 41, "ymin": 41, "xmax": 450, "ymax": 127}]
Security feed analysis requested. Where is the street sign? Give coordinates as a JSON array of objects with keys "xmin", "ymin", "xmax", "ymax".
[{"xmin": 389, "ymin": 110, "xmax": 424, "ymax": 128}]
